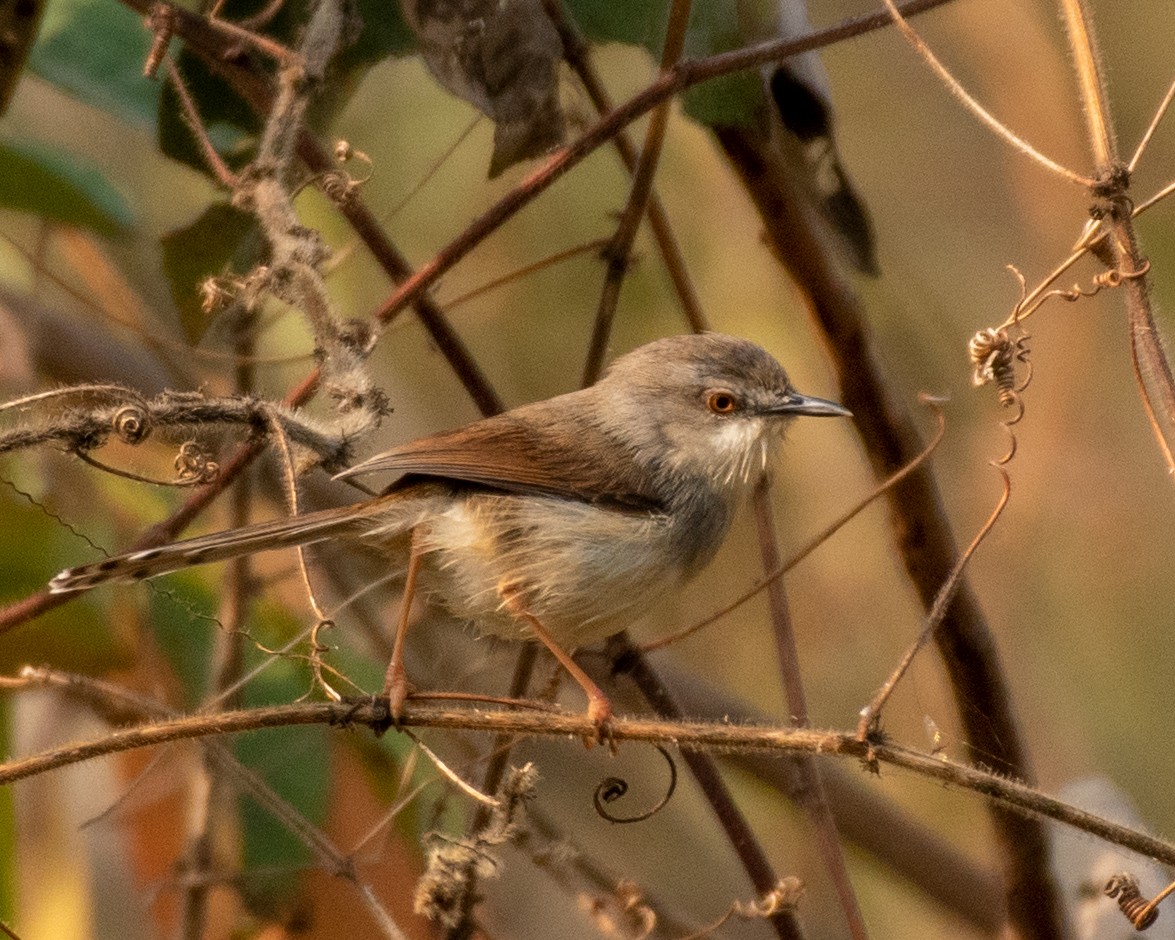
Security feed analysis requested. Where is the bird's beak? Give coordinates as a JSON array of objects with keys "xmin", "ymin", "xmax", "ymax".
[{"xmin": 765, "ymin": 391, "xmax": 852, "ymax": 418}]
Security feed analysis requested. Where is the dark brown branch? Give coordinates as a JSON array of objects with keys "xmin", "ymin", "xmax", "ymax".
[
  {"xmin": 544, "ymin": 0, "xmax": 709, "ymax": 335},
  {"xmin": 4, "ymin": 687, "xmax": 1175, "ymax": 875},
  {"xmin": 712, "ymin": 122, "xmax": 1064, "ymax": 939},
  {"xmin": 610, "ymin": 638, "xmax": 806, "ymax": 940},
  {"xmin": 752, "ymin": 483, "xmax": 867, "ymax": 939},
  {"xmin": 369, "ymin": 0, "xmax": 957, "ymax": 327},
  {"xmin": 581, "ymin": 0, "xmax": 694, "ymax": 386}
]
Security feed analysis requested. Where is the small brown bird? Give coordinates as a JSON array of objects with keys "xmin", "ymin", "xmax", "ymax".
[{"xmin": 51, "ymin": 334, "xmax": 850, "ymax": 728}]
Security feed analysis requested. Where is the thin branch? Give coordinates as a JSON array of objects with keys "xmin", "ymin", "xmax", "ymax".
[
  {"xmin": 1058, "ymin": 0, "xmax": 1115, "ymax": 166},
  {"xmin": 443, "ymin": 645, "xmax": 538, "ymax": 938},
  {"xmin": 5, "ymin": 693, "xmax": 1175, "ymax": 871},
  {"xmin": 581, "ymin": 0, "xmax": 693, "ymax": 386},
  {"xmin": 880, "ymin": 0, "xmax": 1093, "ymax": 186},
  {"xmin": 180, "ymin": 312, "xmax": 254, "ymax": 940},
  {"xmin": 612, "ymin": 639, "xmax": 807, "ymax": 940},
  {"xmin": 544, "ymin": 0, "xmax": 709, "ymax": 335},
  {"xmin": 642, "ymin": 397, "xmax": 946, "ymax": 654},
  {"xmin": 713, "ymin": 112, "xmax": 1063, "ymax": 939},
  {"xmin": 752, "ymin": 482, "xmax": 867, "ymax": 940},
  {"xmin": 1128, "ymin": 76, "xmax": 1175, "ymax": 172},
  {"xmin": 367, "ymin": 0, "xmax": 959, "ymax": 328},
  {"xmin": 165, "ymin": 58, "xmax": 237, "ymax": 188},
  {"xmin": 857, "ymin": 467, "xmax": 1011, "ymax": 741},
  {"xmin": 0, "ymin": 390, "xmax": 349, "ymax": 468},
  {"xmin": 1058, "ymin": 0, "xmax": 1175, "ymax": 475},
  {"xmin": 14, "ymin": 667, "xmax": 408, "ymax": 938}
]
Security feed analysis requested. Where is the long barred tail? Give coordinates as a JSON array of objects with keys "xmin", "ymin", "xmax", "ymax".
[{"xmin": 49, "ymin": 502, "xmax": 375, "ymax": 594}]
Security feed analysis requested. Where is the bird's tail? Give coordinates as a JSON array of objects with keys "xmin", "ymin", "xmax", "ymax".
[{"xmin": 49, "ymin": 500, "xmax": 384, "ymax": 594}]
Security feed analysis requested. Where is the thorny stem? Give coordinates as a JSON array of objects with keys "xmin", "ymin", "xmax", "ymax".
[
  {"xmin": 6, "ymin": 690, "xmax": 1175, "ymax": 874},
  {"xmin": 581, "ymin": 0, "xmax": 694, "ymax": 387},
  {"xmin": 753, "ymin": 482, "xmax": 868, "ymax": 940}
]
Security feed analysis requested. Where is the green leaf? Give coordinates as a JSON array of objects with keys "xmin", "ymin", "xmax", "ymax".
[
  {"xmin": 237, "ymin": 724, "xmax": 331, "ymax": 914},
  {"xmin": 0, "ymin": 137, "xmax": 135, "ymax": 235},
  {"xmin": 161, "ymin": 202, "xmax": 263, "ymax": 344},
  {"xmin": 29, "ymin": 0, "xmax": 158, "ymax": 126},
  {"xmin": 565, "ymin": 0, "xmax": 763, "ymax": 126},
  {"xmin": 679, "ymin": 1, "xmax": 761, "ymax": 126},
  {"xmin": 563, "ymin": 0, "xmax": 671, "ymax": 46}
]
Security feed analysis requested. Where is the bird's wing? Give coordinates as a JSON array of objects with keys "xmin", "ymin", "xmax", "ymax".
[{"xmin": 336, "ymin": 412, "xmax": 662, "ymax": 512}]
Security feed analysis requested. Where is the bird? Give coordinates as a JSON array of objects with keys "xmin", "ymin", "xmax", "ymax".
[{"xmin": 50, "ymin": 333, "xmax": 850, "ymax": 730}]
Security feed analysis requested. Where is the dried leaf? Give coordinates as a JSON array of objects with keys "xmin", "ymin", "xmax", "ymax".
[{"xmin": 401, "ymin": 0, "xmax": 566, "ymax": 176}]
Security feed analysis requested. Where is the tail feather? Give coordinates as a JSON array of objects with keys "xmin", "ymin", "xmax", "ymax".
[{"xmin": 49, "ymin": 503, "xmax": 375, "ymax": 594}]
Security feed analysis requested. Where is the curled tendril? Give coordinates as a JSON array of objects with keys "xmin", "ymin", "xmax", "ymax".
[
  {"xmin": 593, "ymin": 744, "xmax": 677, "ymax": 824},
  {"xmin": 309, "ymin": 618, "xmax": 342, "ymax": 702},
  {"xmin": 1105, "ymin": 872, "xmax": 1162, "ymax": 930},
  {"xmin": 174, "ymin": 441, "xmax": 219, "ymax": 484},
  {"xmin": 969, "ymin": 267, "xmax": 1037, "ymax": 465},
  {"xmin": 677, "ymin": 878, "xmax": 806, "ymax": 940},
  {"xmin": 299, "ymin": 143, "xmax": 372, "ymax": 207},
  {"xmin": 1011, "ymin": 258, "xmax": 1151, "ymax": 324},
  {"xmin": 317, "ymin": 170, "xmax": 360, "ymax": 205},
  {"xmin": 112, "ymin": 405, "xmax": 151, "ymax": 444}
]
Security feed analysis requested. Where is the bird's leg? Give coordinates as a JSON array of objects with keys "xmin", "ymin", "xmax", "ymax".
[
  {"xmin": 499, "ymin": 585, "xmax": 613, "ymax": 744},
  {"xmin": 382, "ymin": 527, "xmax": 425, "ymax": 721}
]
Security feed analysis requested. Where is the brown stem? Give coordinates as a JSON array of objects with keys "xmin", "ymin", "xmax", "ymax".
[
  {"xmin": 445, "ymin": 645, "xmax": 537, "ymax": 940},
  {"xmin": 181, "ymin": 311, "xmax": 255, "ymax": 940},
  {"xmin": 610, "ymin": 636, "xmax": 807, "ymax": 940},
  {"xmin": 369, "ymin": 0, "xmax": 958, "ymax": 328},
  {"xmin": 6, "ymin": 686, "xmax": 1175, "ymax": 874},
  {"xmin": 544, "ymin": 0, "xmax": 709, "ymax": 334},
  {"xmin": 1058, "ymin": 0, "xmax": 1175, "ymax": 474},
  {"xmin": 713, "ymin": 124, "xmax": 1065, "ymax": 940},
  {"xmin": 650, "ymin": 663, "xmax": 1006, "ymax": 932},
  {"xmin": 753, "ymin": 482, "xmax": 868, "ymax": 940},
  {"xmin": 581, "ymin": 0, "xmax": 694, "ymax": 386}
]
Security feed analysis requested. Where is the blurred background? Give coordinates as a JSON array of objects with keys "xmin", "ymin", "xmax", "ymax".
[{"xmin": 1, "ymin": 0, "xmax": 1173, "ymax": 936}]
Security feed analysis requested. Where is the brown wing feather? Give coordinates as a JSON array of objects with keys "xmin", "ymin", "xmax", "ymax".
[{"xmin": 336, "ymin": 410, "xmax": 663, "ymax": 511}]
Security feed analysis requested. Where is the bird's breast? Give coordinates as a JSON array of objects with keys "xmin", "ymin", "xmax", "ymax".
[{"xmin": 413, "ymin": 491, "xmax": 727, "ymax": 647}]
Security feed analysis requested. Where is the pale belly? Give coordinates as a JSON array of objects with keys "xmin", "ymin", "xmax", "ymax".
[{"xmin": 412, "ymin": 494, "xmax": 693, "ymax": 648}]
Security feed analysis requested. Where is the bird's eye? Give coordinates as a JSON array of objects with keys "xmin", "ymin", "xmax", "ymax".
[{"xmin": 705, "ymin": 389, "xmax": 739, "ymax": 415}]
